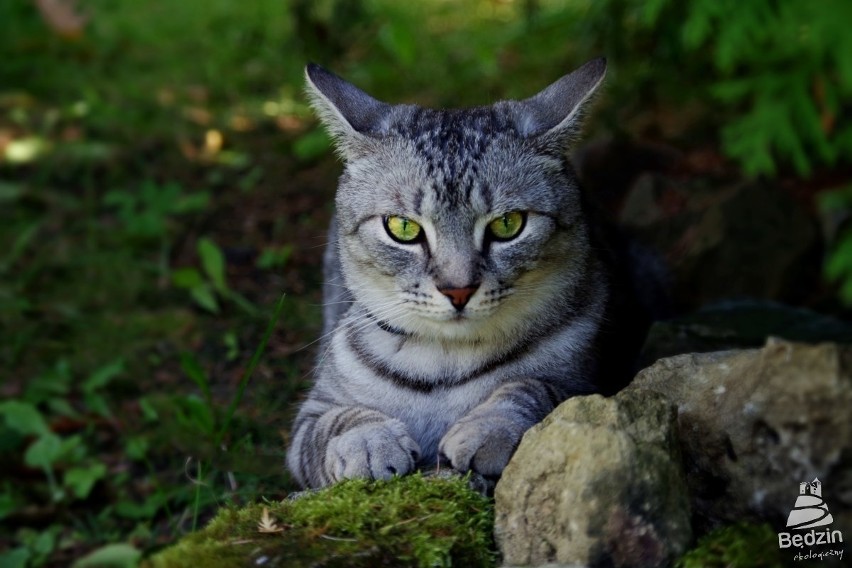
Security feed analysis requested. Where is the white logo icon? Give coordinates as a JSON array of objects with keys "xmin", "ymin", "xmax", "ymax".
[{"xmin": 786, "ymin": 477, "xmax": 834, "ymax": 530}]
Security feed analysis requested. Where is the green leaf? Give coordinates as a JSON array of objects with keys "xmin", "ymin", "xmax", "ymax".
[
  {"xmin": 180, "ymin": 352, "xmax": 211, "ymax": 402},
  {"xmin": 825, "ymin": 232, "xmax": 852, "ymax": 281},
  {"xmin": 124, "ymin": 436, "xmax": 149, "ymax": 461},
  {"xmin": 71, "ymin": 543, "xmax": 141, "ymax": 568},
  {"xmin": 24, "ymin": 433, "xmax": 62, "ymax": 469},
  {"xmin": 24, "ymin": 359, "xmax": 71, "ymax": 404},
  {"xmin": 138, "ymin": 397, "xmax": 158, "ymax": 422},
  {"xmin": 0, "ymin": 548, "xmax": 30, "ymax": 568},
  {"xmin": 0, "ymin": 486, "xmax": 19, "ymax": 520},
  {"xmin": 198, "ymin": 238, "xmax": 228, "ymax": 294},
  {"xmin": 83, "ymin": 359, "xmax": 124, "ymax": 393},
  {"xmin": 31, "ymin": 526, "xmax": 57, "ymax": 557},
  {"xmin": 64, "ymin": 463, "xmax": 107, "ymax": 499},
  {"xmin": 115, "ymin": 493, "xmax": 165, "ymax": 520},
  {"xmin": 223, "ymin": 331, "xmax": 239, "ymax": 362},
  {"xmin": 172, "ymin": 267, "xmax": 204, "ymax": 289},
  {"xmin": 177, "ymin": 395, "xmax": 215, "ymax": 436},
  {"xmin": 172, "ymin": 191, "xmax": 210, "ymax": 214},
  {"xmin": 190, "ymin": 284, "xmax": 220, "ymax": 313},
  {"xmin": 257, "ymin": 245, "xmax": 293, "ymax": 270},
  {"xmin": 0, "ymin": 401, "xmax": 50, "ymax": 436},
  {"xmin": 85, "ymin": 392, "xmax": 112, "ymax": 418}
]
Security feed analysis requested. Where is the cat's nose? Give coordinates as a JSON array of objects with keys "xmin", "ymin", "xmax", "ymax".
[{"xmin": 439, "ymin": 285, "xmax": 479, "ymax": 310}]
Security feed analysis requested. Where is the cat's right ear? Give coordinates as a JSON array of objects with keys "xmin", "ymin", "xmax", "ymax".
[
  {"xmin": 305, "ymin": 64, "xmax": 392, "ymax": 159},
  {"xmin": 514, "ymin": 57, "xmax": 607, "ymax": 148}
]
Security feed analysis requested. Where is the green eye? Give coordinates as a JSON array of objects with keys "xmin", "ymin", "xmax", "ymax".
[
  {"xmin": 384, "ymin": 215, "xmax": 423, "ymax": 243},
  {"xmin": 488, "ymin": 211, "xmax": 526, "ymax": 241}
]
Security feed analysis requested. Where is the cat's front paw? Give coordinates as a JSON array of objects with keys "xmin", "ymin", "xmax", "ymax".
[
  {"xmin": 326, "ymin": 419, "xmax": 421, "ymax": 483},
  {"xmin": 439, "ymin": 416, "xmax": 524, "ymax": 478}
]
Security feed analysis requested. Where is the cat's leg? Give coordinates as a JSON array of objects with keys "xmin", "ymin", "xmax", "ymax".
[
  {"xmin": 439, "ymin": 379, "xmax": 563, "ymax": 478},
  {"xmin": 287, "ymin": 399, "xmax": 421, "ymax": 488}
]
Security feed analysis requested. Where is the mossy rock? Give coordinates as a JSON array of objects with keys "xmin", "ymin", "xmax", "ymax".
[
  {"xmin": 676, "ymin": 523, "xmax": 783, "ymax": 568},
  {"xmin": 146, "ymin": 473, "xmax": 496, "ymax": 568}
]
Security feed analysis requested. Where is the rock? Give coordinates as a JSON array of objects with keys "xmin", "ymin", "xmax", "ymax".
[
  {"xmin": 494, "ymin": 389, "xmax": 692, "ymax": 568},
  {"xmin": 629, "ymin": 338, "xmax": 852, "ymax": 536},
  {"xmin": 618, "ymin": 175, "xmax": 821, "ymax": 311},
  {"xmin": 639, "ymin": 299, "xmax": 852, "ymax": 367}
]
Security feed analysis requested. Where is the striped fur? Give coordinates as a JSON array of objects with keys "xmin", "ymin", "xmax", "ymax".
[{"xmin": 287, "ymin": 58, "xmax": 640, "ymax": 488}]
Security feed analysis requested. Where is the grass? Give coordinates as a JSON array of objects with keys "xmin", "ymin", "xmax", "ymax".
[{"xmin": 0, "ymin": 1, "xmax": 330, "ymax": 564}]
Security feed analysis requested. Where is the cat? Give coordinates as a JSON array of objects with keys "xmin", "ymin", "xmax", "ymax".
[{"xmin": 286, "ymin": 58, "xmax": 654, "ymax": 489}]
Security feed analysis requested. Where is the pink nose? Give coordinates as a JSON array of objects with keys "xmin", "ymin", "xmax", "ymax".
[{"xmin": 439, "ymin": 286, "xmax": 478, "ymax": 310}]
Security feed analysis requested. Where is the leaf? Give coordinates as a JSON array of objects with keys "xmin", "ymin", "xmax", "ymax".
[
  {"xmin": 176, "ymin": 395, "xmax": 215, "ymax": 436},
  {"xmin": 64, "ymin": 463, "xmax": 107, "ymax": 499},
  {"xmin": 84, "ymin": 392, "xmax": 112, "ymax": 418},
  {"xmin": 257, "ymin": 506, "xmax": 284, "ymax": 533},
  {"xmin": 0, "ymin": 401, "xmax": 50, "ymax": 436},
  {"xmin": 198, "ymin": 238, "xmax": 228, "ymax": 294},
  {"xmin": 24, "ymin": 359, "xmax": 71, "ymax": 404},
  {"xmin": 190, "ymin": 284, "xmax": 220, "ymax": 313},
  {"xmin": 172, "ymin": 267, "xmax": 204, "ymax": 289},
  {"xmin": 71, "ymin": 543, "xmax": 141, "ymax": 568},
  {"xmin": 124, "ymin": 436, "xmax": 149, "ymax": 461},
  {"xmin": 0, "ymin": 489, "xmax": 19, "ymax": 520},
  {"xmin": 0, "ymin": 548, "xmax": 29, "ymax": 568},
  {"xmin": 138, "ymin": 397, "xmax": 159, "ymax": 421},
  {"xmin": 83, "ymin": 359, "xmax": 124, "ymax": 393},
  {"xmin": 172, "ymin": 191, "xmax": 210, "ymax": 214},
  {"xmin": 24, "ymin": 433, "xmax": 62, "ymax": 469},
  {"xmin": 257, "ymin": 245, "xmax": 293, "ymax": 270},
  {"xmin": 114, "ymin": 492, "xmax": 165, "ymax": 519},
  {"xmin": 180, "ymin": 352, "xmax": 211, "ymax": 402}
]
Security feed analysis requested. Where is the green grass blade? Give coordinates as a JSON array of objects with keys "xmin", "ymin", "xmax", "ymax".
[{"xmin": 214, "ymin": 294, "xmax": 286, "ymax": 448}]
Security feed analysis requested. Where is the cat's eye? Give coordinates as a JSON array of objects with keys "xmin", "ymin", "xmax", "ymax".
[
  {"xmin": 487, "ymin": 211, "xmax": 526, "ymax": 241},
  {"xmin": 384, "ymin": 215, "xmax": 423, "ymax": 243}
]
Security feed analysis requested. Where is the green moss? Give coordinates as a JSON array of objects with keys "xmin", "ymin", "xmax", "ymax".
[
  {"xmin": 146, "ymin": 473, "xmax": 496, "ymax": 568},
  {"xmin": 676, "ymin": 523, "xmax": 783, "ymax": 568}
]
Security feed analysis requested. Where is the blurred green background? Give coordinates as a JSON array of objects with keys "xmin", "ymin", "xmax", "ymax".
[{"xmin": 1, "ymin": 0, "xmax": 851, "ymax": 565}]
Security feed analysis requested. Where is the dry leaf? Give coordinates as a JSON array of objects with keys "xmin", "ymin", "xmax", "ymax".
[{"xmin": 257, "ymin": 506, "xmax": 284, "ymax": 534}]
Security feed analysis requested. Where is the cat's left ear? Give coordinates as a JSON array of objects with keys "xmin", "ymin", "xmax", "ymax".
[
  {"xmin": 514, "ymin": 57, "xmax": 607, "ymax": 146},
  {"xmin": 304, "ymin": 63, "xmax": 392, "ymax": 159}
]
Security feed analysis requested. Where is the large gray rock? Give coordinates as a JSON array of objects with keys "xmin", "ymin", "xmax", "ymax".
[
  {"xmin": 494, "ymin": 389, "xmax": 692, "ymax": 568},
  {"xmin": 630, "ymin": 338, "xmax": 852, "ymax": 535}
]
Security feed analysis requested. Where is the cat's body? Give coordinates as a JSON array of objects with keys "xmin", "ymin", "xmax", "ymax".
[{"xmin": 287, "ymin": 59, "xmax": 653, "ymax": 489}]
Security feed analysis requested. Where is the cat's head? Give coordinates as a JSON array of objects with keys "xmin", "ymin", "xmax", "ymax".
[{"xmin": 306, "ymin": 59, "xmax": 606, "ymax": 343}]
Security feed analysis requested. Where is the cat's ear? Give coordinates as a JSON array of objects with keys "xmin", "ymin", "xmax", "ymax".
[
  {"xmin": 514, "ymin": 57, "xmax": 607, "ymax": 145},
  {"xmin": 305, "ymin": 63, "xmax": 392, "ymax": 159}
]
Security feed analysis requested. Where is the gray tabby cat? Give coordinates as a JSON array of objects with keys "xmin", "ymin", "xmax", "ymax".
[{"xmin": 287, "ymin": 58, "xmax": 650, "ymax": 489}]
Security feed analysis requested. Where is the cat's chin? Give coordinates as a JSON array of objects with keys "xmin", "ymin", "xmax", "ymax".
[{"xmin": 409, "ymin": 312, "xmax": 512, "ymax": 344}]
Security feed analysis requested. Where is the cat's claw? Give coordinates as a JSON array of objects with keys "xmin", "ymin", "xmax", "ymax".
[
  {"xmin": 327, "ymin": 420, "xmax": 420, "ymax": 483},
  {"xmin": 439, "ymin": 416, "xmax": 524, "ymax": 478}
]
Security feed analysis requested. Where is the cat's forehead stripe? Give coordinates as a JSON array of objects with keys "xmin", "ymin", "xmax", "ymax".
[{"xmin": 390, "ymin": 106, "xmax": 518, "ymax": 208}]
